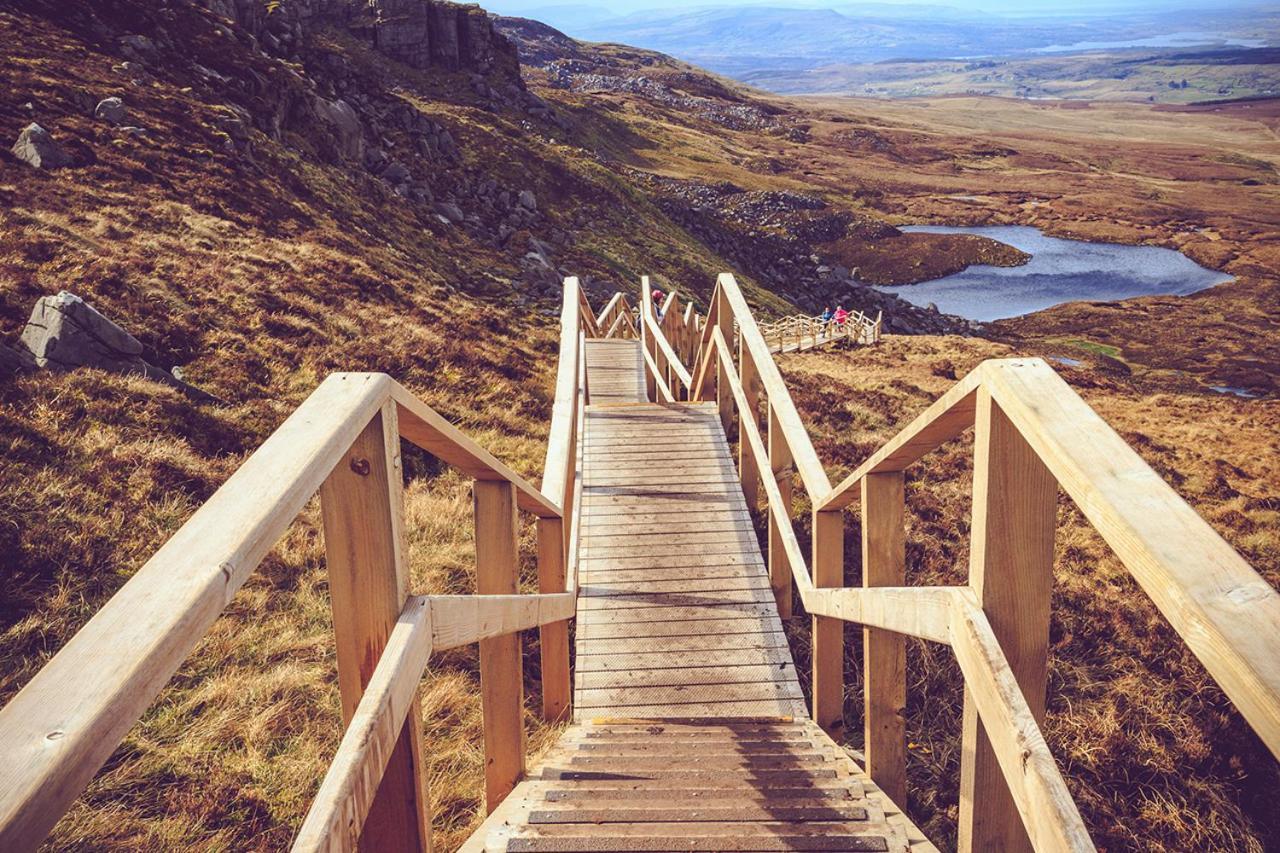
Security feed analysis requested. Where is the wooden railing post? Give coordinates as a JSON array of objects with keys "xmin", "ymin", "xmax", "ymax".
[
  {"xmin": 537, "ymin": 516, "xmax": 570, "ymax": 722},
  {"xmin": 958, "ymin": 387, "xmax": 1057, "ymax": 853},
  {"xmin": 812, "ymin": 507, "xmax": 845, "ymax": 735},
  {"xmin": 320, "ymin": 402, "xmax": 431, "ymax": 853},
  {"xmin": 862, "ymin": 472, "xmax": 907, "ymax": 808},
  {"xmin": 715, "ymin": 286, "xmax": 734, "ymax": 435},
  {"xmin": 474, "ymin": 480, "xmax": 526, "ymax": 813},
  {"xmin": 739, "ymin": 340, "xmax": 761, "ymax": 511},
  {"xmin": 767, "ymin": 405, "xmax": 793, "ymax": 619}
]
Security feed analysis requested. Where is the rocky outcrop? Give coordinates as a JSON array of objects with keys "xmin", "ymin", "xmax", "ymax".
[
  {"xmin": 19, "ymin": 292, "xmax": 218, "ymax": 401},
  {"xmin": 200, "ymin": 0, "xmax": 520, "ymax": 78}
]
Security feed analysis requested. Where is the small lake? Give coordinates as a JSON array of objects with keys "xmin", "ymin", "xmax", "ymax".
[
  {"xmin": 874, "ymin": 225, "xmax": 1233, "ymax": 322},
  {"xmin": 1031, "ymin": 31, "xmax": 1268, "ymax": 53}
]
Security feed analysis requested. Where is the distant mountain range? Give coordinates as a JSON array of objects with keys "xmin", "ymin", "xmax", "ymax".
[{"xmin": 486, "ymin": 2, "xmax": 1279, "ymax": 89}]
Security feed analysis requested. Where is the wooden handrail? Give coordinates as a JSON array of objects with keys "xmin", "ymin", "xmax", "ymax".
[
  {"xmin": 0, "ymin": 277, "xmax": 599, "ymax": 849},
  {"xmin": 541, "ymin": 277, "xmax": 586, "ymax": 509},
  {"xmin": 815, "ymin": 357, "xmax": 1280, "ymax": 760},
  {"xmin": 705, "ymin": 323, "xmax": 1091, "ymax": 851},
  {"xmin": 293, "ymin": 591, "xmax": 575, "ymax": 853},
  {"xmin": 704, "ymin": 273, "xmax": 831, "ymax": 498},
  {"xmin": 696, "ymin": 276, "xmax": 1278, "ymax": 850}
]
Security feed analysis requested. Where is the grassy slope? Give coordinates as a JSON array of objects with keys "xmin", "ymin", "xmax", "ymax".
[
  {"xmin": 0, "ymin": 3, "xmax": 1278, "ymax": 851},
  {"xmin": 779, "ymin": 337, "xmax": 1280, "ymax": 851}
]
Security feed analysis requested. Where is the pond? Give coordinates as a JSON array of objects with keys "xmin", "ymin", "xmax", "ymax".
[{"xmin": 873, "ymin": 225, "xmax": 1233, "ymax": 321}]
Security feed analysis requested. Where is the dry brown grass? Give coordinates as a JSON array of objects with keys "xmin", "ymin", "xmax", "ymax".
[{"xmin": 778, "ymin": 336, "xmax": 1280, "ymax": 851}]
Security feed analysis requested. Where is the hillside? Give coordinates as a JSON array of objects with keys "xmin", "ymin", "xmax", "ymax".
[{"xmin": 0, "ymin": 0, "xmax": 1278, "ymax": 850}]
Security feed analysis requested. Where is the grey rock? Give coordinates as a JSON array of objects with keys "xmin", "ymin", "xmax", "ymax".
[
  {"xmin": 11, "ymin": 123, "xmax": 71, "ymax": 169},
  {"xmin": 434, "ymin": 202, "xmax": 464, "ymax": 223},
  {"xmin": 314, "ymin": 97, "xmax": 364, "ymax": 160},
  {"xmin": 95, "ymin": 96, "xmax": 127, "ymax": 126},
  {"xmin": 0, "ymin": 342, "xmax": 37, "ymax": 375},
  {"xmin": 518, "ymin": 189, "xmax": 537, "ymax": 211},
  {"xmin": 20, "ymin": 292, "xmax": 220, "ymax": 401},
  {"xmin": 119, "ymin": 34, "xmax": 156, "ymax": 58},
  {"xmin": 364, "ymin": 146, "xmax": 389, "ymax": 173},
  {"xmin": 382, "ymin": 160, "xmax": 411, "ymax": 184},
  {"xmin": 21, "ymin": 292, "xmax": 143, "ymax": 369}
]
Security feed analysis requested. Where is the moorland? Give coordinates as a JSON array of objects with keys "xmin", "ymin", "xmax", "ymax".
[{"xmin": 0, "ymin": 0, "xmax": 1277, "ymax": 849}]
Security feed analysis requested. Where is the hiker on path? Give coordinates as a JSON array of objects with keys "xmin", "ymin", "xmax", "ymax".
[{"xmin": 833, "ymin": 305, "xmax": 849, "ymax": 327}]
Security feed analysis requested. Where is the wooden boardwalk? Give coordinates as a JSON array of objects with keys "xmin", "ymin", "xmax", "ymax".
[
  {"xmin": 463, "ymin": 340, "xmax": 920, "ymax": 852},
  {"xmin": 584, "ymin": 338, "xmax": 646, "ymax": 404},
  {"xmin": 576, "ymin": 399, "xmax": 805, "ymax": 718}
]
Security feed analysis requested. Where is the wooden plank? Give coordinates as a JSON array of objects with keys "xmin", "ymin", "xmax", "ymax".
[
  {"xmin": 426, "ymin": 594, "xmax": 576, "ymax": 652},
  {"xmin": 319, "ymin": 402, "xmax": 430, "ymax": 853},
  {"xmin": 0, "ymin": 373, "xmax": 392, "ymax": 849},
  {"xmin": 393, "ymin": 385, "xmax": 558, "ymax": 518},
  {"xmin": 582, "ymin": 518, "xmax": 754, "ymax": 536},
  {"xmin": 575, "ymin": 632, "xmax": 790, "ymax": 656},
  {"xmin": 541, "ymin": 277, "xmax": 583, "ymax": 511},
  {"xmin": 578, "ymin": 617, "xmax": 786, "ymax": 640},
  {"xmin": 812, "ymin": 508, "xmax": 845, "ymax": 736},
  {"xmin": 293, "ymin": 598, "xmax": 434, "ymax": 853},
  {"xmin": 475, "ymin": 480, "xmax": 526, "ymax": 813},
  {"xmin": 578, "ymin": 603, "xmax": 779, "ymax": 624},
  {"xmin": 950, "ymin": 596, "xmax": 1094, "ymax": 852},
  {"xmin": 579, "ymin": 576, "xmax": 772, "ymax": 595},
  {"xmin": 817, "ymin": 369, "xmax": 982, "ymax": 511},
  {"xmin": 578, "ymin": 553, "xmax": 765, "ymax": 570},
  {"xmin": 579, "ymin": 587, "xmax": 777, "ymax": 610},
  {"xmin": 739, "ymin": 340, "xmax": 761, "ymax": 511},
  {"xmin": 577, "ymin": 646, "xmax": 796, "ymax": 672},
  {"xmin": 861, "ymin": 472, "xmax": 907, "ymax": 809},
  {"xmin": 984, "ymin": 358, "xmax": 1280, "ymax": 759},
  {"xmin": 578, "ymin": 567, "xmax": 770, "ymax": 586},
  {"xmin": 803, "ymin": 588, "xmax": 956, "ymax": 646},
  {"xmin": 769, "ymin": 404, "xmax": 795, "ymax": 619},
  {"xmin": 716, "ymin": 274, "xmax": 831, "ymax": 498},
  {"xmin": 958, "ymin": 388, "xmax": 1056, "ymax": 853},
  {"xmin": 578, "ymin": 664, "xmax": 804, "ymax": 691},
  {"xmin": 576, "ymin": 682, "xmax": 807, "ymax": 710},
  {"xmin": 538, "ymin": 517, "xmax": 571, "ymax": 723}
]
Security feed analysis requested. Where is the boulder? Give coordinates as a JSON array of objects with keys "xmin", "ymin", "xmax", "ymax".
[
  {"xmin": 518, "ymin": 189, "xmax": 537, "ymax": 211},
  {"xmin": 382, "ymin": 160, "xmax": 411, "ymax": 184},
  {"xmin": 434, "ymin": 202, "xmax": 464, "ymax": 223},
  {"xmin": 21, "ymin": 291, "xmax": 144, "ymax": 371},
  {"xmin": 19, "ymin": 292, "xmax": 219, "ymax": 401},
  {"xmin": 314, "ymin": 97, "xmax": 364, "ymax": 160},
  {"xmin": 11, "ymin": 123, "xmax": 71, "ymax": 169},
  {"xmin": 95, "ymin": 96, "xmax": 127, "ymax": 126}
]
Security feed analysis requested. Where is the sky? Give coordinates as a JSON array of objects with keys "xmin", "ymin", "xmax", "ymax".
[{"xmin": 484, "ymin": 0, "xmax": 1268, "ymax": 16}]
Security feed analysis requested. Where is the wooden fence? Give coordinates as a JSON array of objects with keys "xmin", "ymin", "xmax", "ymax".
[{"xmin": 758, "ymin": 308, "xmax": 882, "ymax": 352}]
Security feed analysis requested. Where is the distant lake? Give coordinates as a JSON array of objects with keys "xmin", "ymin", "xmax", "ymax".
[
  {"xmin": 1031, "ymin": 31, "xmax": 1268, "ymax": 53},
  {"xmin": 874, "ymin": 225, "xmax": 1232, "ymax": 321}
]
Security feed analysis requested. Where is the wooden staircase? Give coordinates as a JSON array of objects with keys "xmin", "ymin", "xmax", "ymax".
[
  {"xmin": 463, "ymin": 346, "xmax": 929, "ymax": 850},
  {"xmin": 465, "ymin": 719, "xmax": 920, "ymax": 853},
  {"xmin": 2, "ymin": 274, "xmax": 1278, "ymax": 853}
]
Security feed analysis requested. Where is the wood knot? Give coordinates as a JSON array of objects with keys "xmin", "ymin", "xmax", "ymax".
[{"xmin": 350, "ymin": 457, "xmax": 371, "ymax": 476}]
